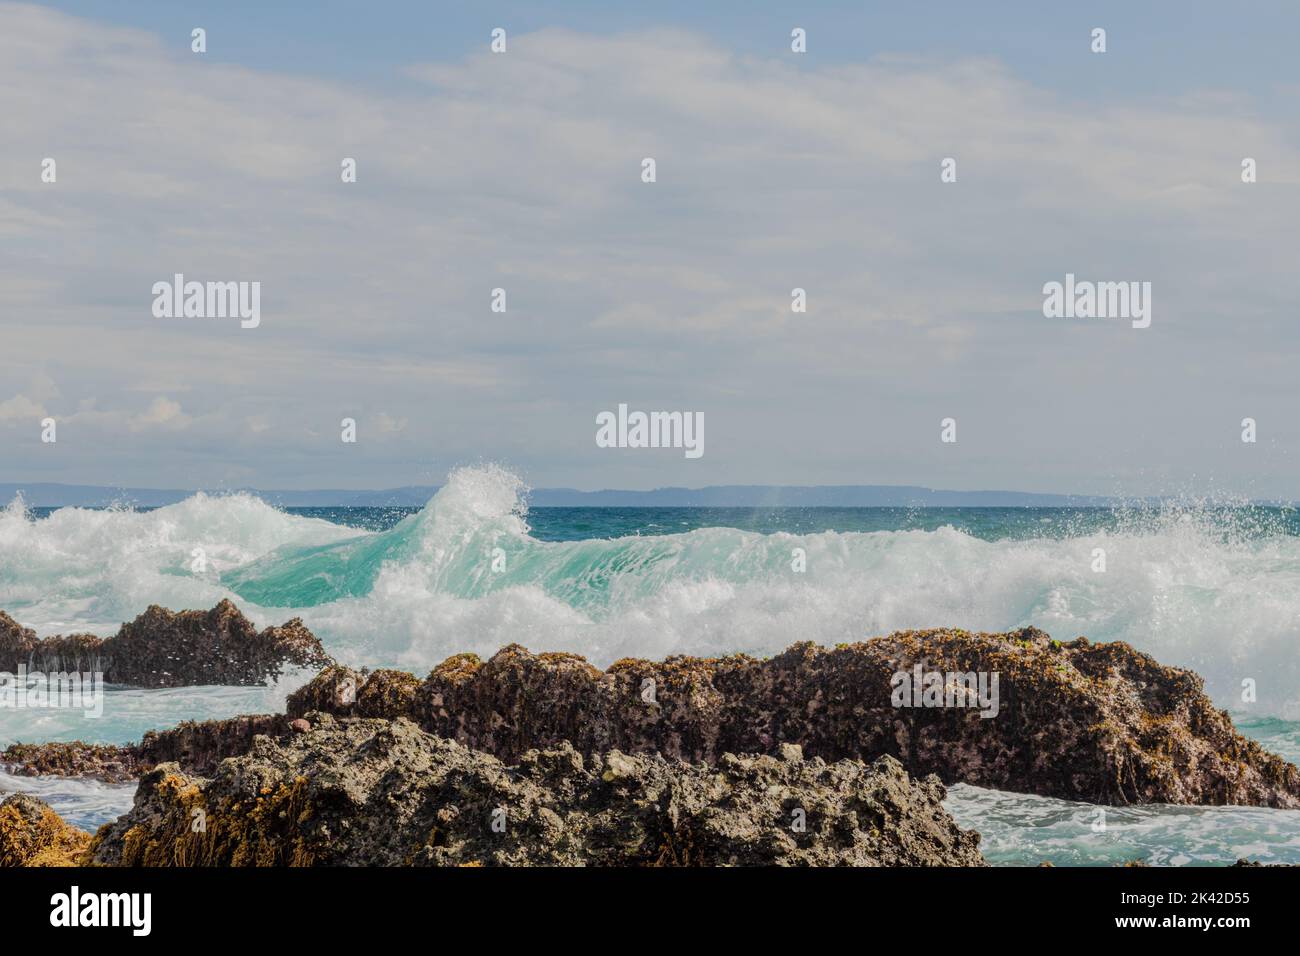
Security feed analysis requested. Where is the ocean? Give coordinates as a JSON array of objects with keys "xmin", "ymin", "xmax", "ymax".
[{"xmin": 3, "ymin": 464, "xmax": 1300, "ymax": 864}]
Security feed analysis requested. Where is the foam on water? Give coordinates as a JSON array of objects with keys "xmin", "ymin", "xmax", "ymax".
[
  {"xmin": 3, "ymin": 473, "xmax": 1299, "ymax": 862},
  {"xmin": 0, "ymin": 673, "xmax": 314, "ymax": 833},
  {"xmin": 4, "ymin": 465, "xmax": 1300, "ymax": 716},
  {"xmin": 0, "ymin": 768, "xmax": 137, "ymax": 834},
  {"xmin": 944, "ymin": 783, "xmax": 1300, "ymax": 867},
  {"xmin": 0, "ymin": 490, "xmax": 361, "ymax": 636},
  {"xmin": 940, "ymin": 714, "xmax": 1300, "ymax": 867},
  {"xmin": 0, "ymin": 671, "xmax": 312, "ymax": 750}
]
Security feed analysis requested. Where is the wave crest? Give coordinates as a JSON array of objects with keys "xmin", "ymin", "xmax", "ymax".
[{"xmin": 3, "ymin": 466, "xmax": 1300, "ymax": 716}]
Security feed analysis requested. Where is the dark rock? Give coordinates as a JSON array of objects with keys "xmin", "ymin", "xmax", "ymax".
[
  {"xmin": 0, "ymin": 610, "xmax": 39, "ymax": 666},
  {"xmin": 5, "ymin": 712, "xmax": 296, "ymax": 780},
  {"xmin": 287, "ymin": 628, "xmax": 1300, "ymax": 807},
  {"xmin": 136, "ymin": 714, "xmax": 293, "ymax": 776},
  {"xmin": 286, "ymin": 663, "xmax": 363, "ymax": 716},
  {"xmin": 0, "ymin": 600, "xmax": 331, "ymax": 687},
  {"xmin": 3, "ymin": 714, "xmax": 294, "ymax": 783},
  {"xmin": 87, "ymin": 715, "xmax": 984, "ymax": 867},
  {"xmin": 1, "ymin": 741, "xmax": 141, "ymax": 783},
  {"xmin": 20, "ymin": 626, "xmax": 1298, "ymax": 812},
  {"xmin": 1231, "ymin": 858, "xmax": 1295, "ymax": 867},
  {"xmin": 356, "ymin": 668, "xmax": 422, "ymax": 717},
  {"xmin": 0, "ymin": 793, "xmax": 90, "ymax": 867}
]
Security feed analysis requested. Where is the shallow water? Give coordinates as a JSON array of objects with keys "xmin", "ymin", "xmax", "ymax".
[
  {"xmin": 0, "ymin": 768, "xmax": 136, "ymax": 834},
  {"xmin": 945, "ymin": 783, "xmax": 1300, "ymax": 867}
]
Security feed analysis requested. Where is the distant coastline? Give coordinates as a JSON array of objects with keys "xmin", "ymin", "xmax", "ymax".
[{"xmin": 0, "ymin": 480, "xmax": 1240, "ymax": 509}]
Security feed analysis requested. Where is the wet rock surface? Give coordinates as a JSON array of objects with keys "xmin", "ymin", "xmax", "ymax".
[
  {"xmin": 287, "ymin": 628, "xmax": 1300, "ymax": 807},
  {"xmin": 88, "ymin": 714, "xmax": 985, "ymax": 867},
  {"xmin": 1, "ymin": 742, "xmax": 141, "ymax": 784},
  {"xmin": 1232, "ymin": 858, "xmax": 1297, "ymax": 867},
  {"xmin": 2, "ymin": 715, "xmax": 293, "ymax": 782},
  {"xmin": 0, "ymin": 793, "xmax": 91, "ymax": 867},
  {"xmin": 10, "ymin": 620, "xmax": 1296, "ymax": 814},
  {"xmin": 0, "ymin": 600, "xmax": 330, "ymax": 687},
  {"xmin": 135, "ymin": 714, "xmax": 294, "ymax": 775}
]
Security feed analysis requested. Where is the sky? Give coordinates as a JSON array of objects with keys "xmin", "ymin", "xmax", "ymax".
[{"xmin": 2, "ymin": 1, "xmax": 1299, "ymax": 495}]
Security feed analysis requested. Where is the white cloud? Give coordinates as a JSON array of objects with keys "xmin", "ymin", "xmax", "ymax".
[
  {"xmin": 0, "ymin": 372, "xmax": 58, "ymax": 424},
  {"xmin": 1, "ymin": 3, "xmax": 1298, "ymax": 493},
  {"xmin": 128, "ymin": 396, "xmax": 191, "ymax": 431},
  {"xmin": 0, "ymin": 393, "xmax": 47, "ymax": 424},
  {"xmin": 375, "ymin": 413, "xmax": 408, "ymax": 435}
]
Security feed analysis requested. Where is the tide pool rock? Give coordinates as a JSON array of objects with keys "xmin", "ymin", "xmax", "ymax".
[
  {"xmin": 2, "ymin": 714, "xmax": 292, "ymax": 782},
  {"xmin": 1, "ymin": 742, "xmax": 140, "ymax": 783},
  {"xmin": 87, "ymin": 715, "xmax": 984, "ymax": 867},
  {"xmin": 287, "ymin": 628, "xmax": 1300, "ymax": 807},
  {"xmin": 0, "ymin": 600, "xmax": 330, "ymax": 687},
  {"xmin": 0, "ymin": 793, "xmax": 91, "ymax": 867}
]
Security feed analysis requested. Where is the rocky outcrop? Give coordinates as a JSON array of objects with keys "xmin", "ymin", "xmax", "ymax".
[
  {"xmin": 2, "ymin": 715, "xmax": 294, "ymax": 783},
  {"xmin": 87, "ymin": 714, "xmax": 984, "ymax": 867},
  {"xmin": 1232, "ymin": 858, "xmax": 1296, "ymax": 867},
  {"xmin": 0, "ymin": 610, "xmax": 39, "ymax": 662},
  {"xmin": 287, "ymin": 628, "xmax": 1300, "ymax": 807},
  {"xmin": 0, "ymin": 600, "xmax": 330, "ymax": 687},
  {"xmin": 1, "ymin": 742, "xmax": 141, "ymax": 783},
  {"xmin": 135, "ymin": 714, "xmax": 293, "ymax": 775},
  {"xmin": 0, "ymin": 794, "xmax": 90, "ymax": 866},
  {"xmin": 12, "ymin": 625, "xmax": 1296, "ymax": 810}
]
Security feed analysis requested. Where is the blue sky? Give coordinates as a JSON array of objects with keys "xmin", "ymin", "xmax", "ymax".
[
  {"xmin": 3, "ymin": 1, "xmax": 1300, "ymax": 495},
  {"xmin": 38, "ymin": 0, "xmax": 1300, "ymax": 105}
]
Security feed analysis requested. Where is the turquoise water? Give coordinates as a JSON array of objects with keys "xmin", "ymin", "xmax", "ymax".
[
  {"xmin": 165, "ymin": 503, "xmax": 1300, "ymax": 542},
  {"xmin": 4, "ymin": 465, "xmax": 1300, "ymax": 862}
]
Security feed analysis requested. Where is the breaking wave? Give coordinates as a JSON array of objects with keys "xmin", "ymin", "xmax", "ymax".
[{"xmin": 4, "ymin": 465, "xmax": 1300, "ymax": 716}]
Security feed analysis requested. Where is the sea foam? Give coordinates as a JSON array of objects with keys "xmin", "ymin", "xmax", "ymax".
[{"xmin": 3, "ymin": 465, "xmax": 1300, "ymax": 717}]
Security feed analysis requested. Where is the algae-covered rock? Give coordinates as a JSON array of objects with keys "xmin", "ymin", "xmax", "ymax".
[
  {"xmin": 0, "ymin": 610, "xmax": 39, "ymax": 667},
  {"xmin": 0, "ymin": 599, "xmax": 331, "ymax": 687},
  {"xmin": 287, "ymin": 628, "xmax": 1300, "ymax": 807},
  {"xmin": 1, "ymin": 742, "xmax": 141, "ymax": 783},
  {"xmin": 20, "ymin": 625, "xmax": 1298, "ymax": 809},
  {"xmin": 135, "ymin": 714, "xmax": 293, "ymax": 775},
  {"xmin": 0, "ymin": 793, "xmax": 91, "ymax": 866},
  {"xmin": 1, "ymin": 715, "xmax": 293, "ymax": 783},
  {"xmin": 87, "ymin": 715, "xmax": 984, "ymax": 867}
]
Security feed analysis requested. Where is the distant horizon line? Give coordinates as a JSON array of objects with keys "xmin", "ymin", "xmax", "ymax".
[{"xmin": 2, "ymin": 479, "xmax": 1290, "ymax": 509}]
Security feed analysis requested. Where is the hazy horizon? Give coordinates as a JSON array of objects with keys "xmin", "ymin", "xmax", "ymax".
[{"xmin": 1, "ymin": 473, "xmax": 1278, "ymax": 509}]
